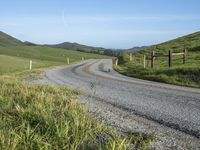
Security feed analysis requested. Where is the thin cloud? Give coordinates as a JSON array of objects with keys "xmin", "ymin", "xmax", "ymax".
[{"xmin": 61, "ymin": 14, "xmax": 200, "ymax": 23}]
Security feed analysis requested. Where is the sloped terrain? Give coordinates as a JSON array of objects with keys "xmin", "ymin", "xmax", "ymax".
[
  {"xmin": 116, "ymin": 32, "xmax": 200, "ymax": 88},
  {"xmin": 0, "ymin": 31, "xmax": 109, "ymax": 74}
]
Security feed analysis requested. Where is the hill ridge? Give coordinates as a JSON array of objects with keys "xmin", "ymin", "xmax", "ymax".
[
  {"xmin": 0, "ymin": 31, "xmax": 24, "ymax": 46},
  {"xmin": 142, "ymin": 31, "xmax": 200, "ymax": 53}
]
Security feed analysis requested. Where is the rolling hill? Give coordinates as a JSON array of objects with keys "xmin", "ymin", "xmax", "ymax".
[
  {"xmin": 0, "ymin": 31, "xmax": 115, "ymax": 56},
  {"xmin": 0, "ymin": 31, "xmax": 24, "ymax": 46},
  {"xmin": 0, "ymin": 31, "xmax": 109, "ymax": 74},
  {"xmin": 47, "ymin": 42, "xmax": 149, "ymax": 55},
  {"xmin": 142, "ymin": 31, "xmax": 200, "ymax": 53},
  {"xmin": 115, "ymin": 31, "xmax": 200, "ymax": 88},
  {"xmin": 45, "ymin": 42, "xmax": 116, "ymax": 56},
  {"xmin": 46, "ymin": 42, "xmax": 105, "ymax": 53}
]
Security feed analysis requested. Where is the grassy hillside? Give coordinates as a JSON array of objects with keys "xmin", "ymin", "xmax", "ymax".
[
  {"xmin": 47, "ymin": 42, "xmax": 105, "ymax": 53},
  {"xmin": 0, "ymin": 45, "xmax": 108, "ymax": 63},
  {"xmin": 0, "ymin": 31, "xmax": 24, "ymax": 46},
  {"xmin": 0, "ymin": 31, "xmax": 111, "ymax": 74},
  {"xmin": 0, "ymin": 55, "xmax": 61, "ymax": 74},
  {"xmin": 115, "ymin": 32, "xmax": 200, "ymax": 88},
  {"xmin": 143, "ymin": 31, "xmax": 200, "ymax": 53},
  {"xmin": 0, "ymin": 44, "xmax": 110, "ymax": 74}
]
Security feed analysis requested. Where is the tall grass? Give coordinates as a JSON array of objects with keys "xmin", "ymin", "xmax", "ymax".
[
  {"xmin": 0, "ymin": 75, "xmax": 156, "ymax": 149},
  {"xmin": 0, "ymin": 55, "xmax": 62, "ymax": 75}
]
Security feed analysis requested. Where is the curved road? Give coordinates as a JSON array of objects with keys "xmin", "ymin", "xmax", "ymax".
[{"xmin": 44, "ymin": 59, "xmax": 200, "ymax": 138}]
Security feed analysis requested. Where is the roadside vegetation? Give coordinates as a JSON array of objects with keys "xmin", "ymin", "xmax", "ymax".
[
  {"xmin": 0, "ymin": 70, "xmax": 156, "ymax": 150},
  {"xmin": 0, "ymin": 72, "xmax": 157, "ymax": 149},
  {"xmin": 0, "ymin": 32, "xmax": 156, "ymax": 149},
  {"xmin": 115, "ymin": 32, "xmax": 200, "ymax": 88}
]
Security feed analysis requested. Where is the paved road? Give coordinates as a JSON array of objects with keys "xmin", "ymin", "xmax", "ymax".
[{"xmin": 44, "ymin": 59, "xmax": 200, "ymax": 138}]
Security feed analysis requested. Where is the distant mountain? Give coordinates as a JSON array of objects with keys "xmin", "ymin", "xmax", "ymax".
[
  {"xmin": 0, "ymin": 31, "xmax": 148, "ymax": 56},
  {"xmin": 113, "ymin": 46, "xmax": 149, "ymax": 53},
  {"xmin": 45, "ymin": 42, "xmax": 114, "ymax": 55},
  {"xmin": 0, "ymin": 32, "xmax": 109, "ymax": 72},
  {"xmin": 24, "ymin": 41, "xmax": 37, "ymax": 46},
  {"xmin": 0, "ymin": 31, "xmax": 115, "ymax": 56},
  {"xmin": 46, "ymin": 42, "xmax": 150, "ymax": 55},
  {"xmin": 127, "ymin": 46, "xmax": 149, "ymax": 52},
  {"xmin": 0, "ymin": 31, "xmax": 24, "ymax": 46}
]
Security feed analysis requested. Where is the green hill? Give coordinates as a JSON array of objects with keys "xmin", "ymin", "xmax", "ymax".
[
  {"xmin": 115, "ymin": 31, "xmax": 200, "ymax": 88},
  {"xmin": 142, "ymin": 31, "xmax": 200, "ymax": 53},
  {"xmin": 0, "ymin": 31, "xmax": 24, "ymax": 46},
  {"xmin": 0, "ymin": 31, "xmax": 109, "ymax": 74},
  {"xmin": 46, "ymin": 42, "xmax": 115, "ymax": 55},
  {"xmin": 46, "ymin": 42, "xmax": 104, "ymax": 53}
]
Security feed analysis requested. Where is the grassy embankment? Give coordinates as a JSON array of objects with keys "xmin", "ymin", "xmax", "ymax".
[
  {"xmin": 0, "ymin": 45, "xmax": 109, "ymax": 74},
  {"xmin": 0, "ymin": 44, "xmax": 156, "ymax": 149},
  {"xmin": 115, "ymin": 32, "xmax": 200, "ymax": 88}
]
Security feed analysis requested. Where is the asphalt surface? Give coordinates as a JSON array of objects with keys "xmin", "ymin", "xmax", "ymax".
[{"xmin": 44, "ymin": 59, "xmax": 200, "ymax": 138}]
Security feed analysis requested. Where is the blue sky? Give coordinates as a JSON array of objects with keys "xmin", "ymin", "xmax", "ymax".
[{"xmin": 0, "ymin": 0, "xmax": 200, "ymax": 48}]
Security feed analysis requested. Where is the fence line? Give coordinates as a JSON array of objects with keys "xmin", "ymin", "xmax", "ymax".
[
  {"xmin": 127, "ymin": 49, "xmax": 188, "ymax": 69},
  {"xmin": 150, "ymin": 49, "xmax": 188, "ymax": 68}
]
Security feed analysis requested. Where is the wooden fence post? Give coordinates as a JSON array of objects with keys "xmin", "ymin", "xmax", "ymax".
[
  {"xmin": 144, "ymin": 55, "xmax": 146, "ymax": 69},
  {"xmin": 168, "ymin": 50, "xmax": 172, "ymax": 67},
  {"xmin": 29, "ymin": 60, "xmax": 32, "ymax": 70},
  {"xmin": 115, "ymin": 58, "xmax": 118, "ymax": 66},
  {"xmin": 183, "ymin": 49, "xmax": 187, "ymax": 64},
  {"xmin": 151, "ymin": 51, "xmax": 155, "ymax": 68},
  {"xmin": 67, "ymin": 58, "xmax": 70, "ymax": 65}
]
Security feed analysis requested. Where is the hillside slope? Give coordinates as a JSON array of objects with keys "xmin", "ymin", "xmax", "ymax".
[
  {"xmin": 115, "ymin": 31, "xmax": 200, "ymax": 88},
  {"xmin": 142, "ymin": 31, "xmax": 200, "ymax": 53},
  {"xmin": 47, "ymin": 42, "xmax": 104, "ymax": 52},
  {"xmin": 0, "ymin": 31, "xmax": 24, "ymax": 46},
  {"xmin": 0, "ymin": 32, "xmax": 109, "ymax": 74},
  {"xmin": 0, "ymin": 30, "xmax": 114, "ymax": 56}
]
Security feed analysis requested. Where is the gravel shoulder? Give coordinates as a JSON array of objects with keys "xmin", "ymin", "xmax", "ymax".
[{"xmin": 34, "ymin": 59, "xmax": 200, "ymax": 149}]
